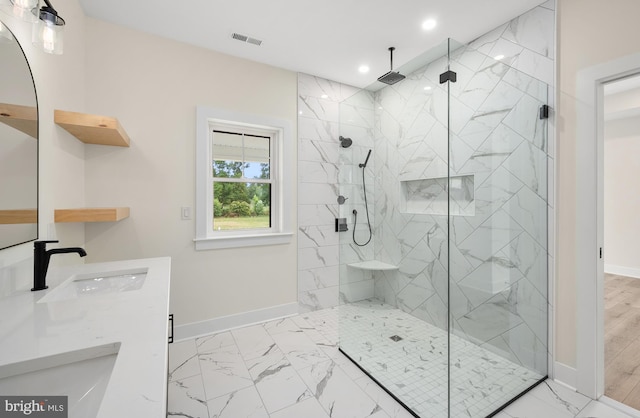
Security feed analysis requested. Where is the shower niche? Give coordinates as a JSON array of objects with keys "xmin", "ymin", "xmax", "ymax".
[
  {"xmin": 337, "ymin": 38, "xmax": 550, "ymax": 418},
  {"xmin": 400, "ymin": 174, "xmax": 475, "ymax": 216}
]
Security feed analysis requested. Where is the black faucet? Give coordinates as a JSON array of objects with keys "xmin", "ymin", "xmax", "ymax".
[{"xmin": 32, "ymin": 240, "xmax": 87, "ymax": 291}]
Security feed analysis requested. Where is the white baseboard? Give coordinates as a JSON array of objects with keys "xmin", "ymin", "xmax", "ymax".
[
  {"xmin": 553, "ymin": 361, "xmax": 577, "ymax": 390},
  {"xmin": 605, "ymin": 264, "xmax": 640, "ymax": 279},
  {"xmin": 174, "ymin": 302, "xmax": 298, "ymax": 342}
]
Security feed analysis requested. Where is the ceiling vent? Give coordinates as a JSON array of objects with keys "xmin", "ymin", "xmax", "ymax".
[{"xmin": 231, "ymin": 32, "xmax": 263, "ymax": 46}]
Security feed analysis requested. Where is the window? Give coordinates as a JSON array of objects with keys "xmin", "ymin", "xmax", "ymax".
[
  {"xmin": 211, "ymin": 127, "xmax": 272, "ymax": 231},
  {"xmin": 195, "ymin": 107, "xmax": 293, "ymax": 250}
]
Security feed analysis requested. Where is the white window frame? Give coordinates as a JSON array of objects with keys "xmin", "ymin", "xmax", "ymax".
[{"xmin": 195, "ymin": 106, "xmax": 293, "ymax": 250}]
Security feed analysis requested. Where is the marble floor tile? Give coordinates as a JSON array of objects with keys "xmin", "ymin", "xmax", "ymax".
[
  {"xmin": 271, "ymin": 330, "xmax": 330, "ymax": 370},
  {"xmin": 302, "ymin": 327, "xmax": 335, "ymax": 346},
  {"xmin": 253, "ymin": 360, "xmax": 312, "ymax": 413},
  {"xmin": 206, "ymin": 386, "xmax": 268, "ymax": 418},
  {"xmin": 354, "ymin": 376, "xmax": 416, "ymax": 418},
  {"xmin": 196, "ymin": 331, "xmax": 235, "ymax": 352},
  {"xmin": 264, "ymin": 317, "xmax": 301, "ymax": 335},
  {"xmin": 269, "ymin": 397, "xmax": 330, "ymax": 418},
  {"xmin": 244, "ymin": 346, "xmax": 291, "ymax": 382},
  {"xmin": 168, "ymin": 306, "xmax": 639, "ymax": 418},
  {"xmin": 169, "ymin": 339, "xmax": 201, "ymax": 382},
  {"xmin": 232, "ymin": 324, "xmax": 277, "ymax": 361},
  {"xmin": 527, "ymin": 380, "xmax": 591, "ymax": 416},
  {"xmin": 290, "ymin": 314, "xmax": 315, "ymax": 330},
  {"xmin": 502, "ymin": 393, "xmax": 574, "ymax": 418},
  {"xmin": 335, "ymin": 352, "xmax": 370, "ymax": 381},
  {"xmin": 199, "ymin": 345, "xmax": 254, "ymax": 400},
  {"xmin": 575, "ymin": 400, "xmax": 637, "ymax": 418},
  {"xmin": 167, "ymin": 374, "xmax": 208, "ymax": 418},
  {"xmin": 298, "ymin": 360, "xmax": 381, "ymax": 418}
]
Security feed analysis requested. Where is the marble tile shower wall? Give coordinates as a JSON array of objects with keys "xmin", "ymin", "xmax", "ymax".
[
  {"xmin": 297, "ymin": 74, "xmax": 375, "ymax": 312},
  {"xmin": 372, "ymin": 2, "xmax": 555, "ymax": 375}
]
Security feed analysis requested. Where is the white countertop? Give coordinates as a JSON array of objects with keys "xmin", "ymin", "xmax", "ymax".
[{"xmin": 0, "ymin": 256, "xmax": 171, "ymax": 417}]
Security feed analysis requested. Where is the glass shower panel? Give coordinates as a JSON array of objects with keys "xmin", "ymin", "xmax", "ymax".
[
  {"xmin": 338, "ymin": 40, "xmax": 455, "ymax": 417},
  {"xmin": 447, "ymin": 43, "xmax": 549, "ymax": 416}
]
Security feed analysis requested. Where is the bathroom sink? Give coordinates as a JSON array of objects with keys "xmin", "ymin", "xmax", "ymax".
[
  {"xmin": 38, "ymin": 268, "xmax": 148, "ymax": 303},
  {"xmin": 0, "ymin": 343, "xmax": 120, "ymax": 418}
]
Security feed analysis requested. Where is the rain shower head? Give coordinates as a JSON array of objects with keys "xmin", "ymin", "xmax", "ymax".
[
  {"xmin": 378, "ymin": 47, "xmax": 405, "ymax": 85},
  {"xmin": 339, "ymin": 136, "xmax": 353, "ymax": 148}
]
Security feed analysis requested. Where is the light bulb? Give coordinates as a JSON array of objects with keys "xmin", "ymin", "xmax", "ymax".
[
  {"xmin": 13, "ymin": 0, "xmax": 37, "ymax": 8},
  {"xmin": 33, "ymin": 15, "xmax": 64, "ymax": 54},
  {"xmin": 41, "ymin": 24, "xmax": 56, "ymax": 53},
  {"xmin": 8, "ymin": 0, "xmax": 39, "ymax": 21}
]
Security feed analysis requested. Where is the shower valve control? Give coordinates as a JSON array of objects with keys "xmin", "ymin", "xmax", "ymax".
[{"xmin": 335, "ymin": 218, "xmax": 348, "ymax": 232}]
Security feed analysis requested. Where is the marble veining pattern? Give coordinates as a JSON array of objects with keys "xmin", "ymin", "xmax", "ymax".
[
  {"xmin": 168, "ymin": 305, "xmax": 633, "ymax": 418},
  {"xmin": 298, "ymin": 72, "xmax": 376, "ymax": 313}
]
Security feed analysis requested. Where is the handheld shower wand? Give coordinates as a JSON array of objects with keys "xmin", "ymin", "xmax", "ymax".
[{"xmin": 359, "ymin": 149, "xmax": 372, "ymax": 168}]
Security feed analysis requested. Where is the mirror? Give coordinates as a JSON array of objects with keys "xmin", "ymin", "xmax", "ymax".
[{"xmin": 0, "ymin": 19, "xmax": 38, "ymax": 250}]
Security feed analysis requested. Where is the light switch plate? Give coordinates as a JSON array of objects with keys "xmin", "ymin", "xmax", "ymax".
[{"xmin": 181, "ymin": 207, "xmax": 192, "ymax": 220}]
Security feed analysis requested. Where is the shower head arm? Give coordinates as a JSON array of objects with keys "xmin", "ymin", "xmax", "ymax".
[{"xmin": 388, "ymin": 47, "xmax": 395, "ymax": 71}]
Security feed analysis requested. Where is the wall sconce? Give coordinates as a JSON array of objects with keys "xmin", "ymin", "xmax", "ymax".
[
  {"xmin": 32, "ymin": 0, "xmax": 65, "ymax": 54},
  {"xmin": 1, "ymin": 0, "xmax": 65, "ymax": 54}
]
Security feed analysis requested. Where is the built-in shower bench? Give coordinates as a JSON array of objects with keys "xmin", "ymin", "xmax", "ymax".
[{"xmin": 347, "ymin": 260, "xmax": 399, "ymax": 271}]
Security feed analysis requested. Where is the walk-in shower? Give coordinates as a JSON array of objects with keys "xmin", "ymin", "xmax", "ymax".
[{"xmin": 337, "ymin": 39, "xmax": 549, "ymax": 417}]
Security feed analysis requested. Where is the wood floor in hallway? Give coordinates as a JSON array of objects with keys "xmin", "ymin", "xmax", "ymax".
[{"xmin": 605, "ymin": 273, "xmax": 640, "ymax": 410}]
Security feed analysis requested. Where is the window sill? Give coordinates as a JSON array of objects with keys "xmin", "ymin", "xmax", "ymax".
[{"xmin": 194, "ymin": 232, "xmax": 293, "ymax": 250}]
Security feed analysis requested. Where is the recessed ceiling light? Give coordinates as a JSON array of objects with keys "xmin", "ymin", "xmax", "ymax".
[
  {"xmin": 358, "ymin": 65, "xmax": 370, "ymax": 74},
  {"xmin": 494, "ymin": 54, "xmax": 505, "ymax": 60},
  {"xmin": 422, "ymin": 19, "xmax": 437, "ymax": 31}
]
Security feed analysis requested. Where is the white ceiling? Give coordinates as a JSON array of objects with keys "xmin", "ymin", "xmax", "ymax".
[{"xmin": 78, "ymin": 0, "xmax": 547, "ymax": 88}]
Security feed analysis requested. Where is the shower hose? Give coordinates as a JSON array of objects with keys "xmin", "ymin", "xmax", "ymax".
[{"xmin": 353, "ymin": 165, "xmax": 372, "ymax": 246}]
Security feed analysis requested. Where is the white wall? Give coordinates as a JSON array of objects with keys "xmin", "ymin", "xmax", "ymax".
[
  {"xmin": 557, "ymin": 0, "xmax": 640, "ymax": 368},
  {"xmin": 0, "ymin": 0, "xmax": 86, "ymax": 278},
  {"xmin": 82, "ymin": 18, "xmax": 298, "ymax": 327},
  {"xmin": 604, "ymin": 115, "xmax": 640, "ymax": 276}
]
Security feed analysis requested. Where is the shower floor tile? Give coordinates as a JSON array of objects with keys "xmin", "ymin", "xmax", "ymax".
[{"xmin": 337, "ymin": 299, "xmax": 544, "ymax": 417}]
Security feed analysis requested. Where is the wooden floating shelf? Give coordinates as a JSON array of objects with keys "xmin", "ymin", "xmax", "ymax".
[
  {"xmin": 0, "ymin": 209, "xmax": 37, "ymax": 224},
  {"xmin": 55, "ymin": 207, "xmax": 130, "ymax": 223},
  {"xmin": 54, "ymin": 109, "xmax": 130, "ymax": 147},
  {"xmin": 0, "ymin": 103, "xmax": 38, "ymax": 139}
]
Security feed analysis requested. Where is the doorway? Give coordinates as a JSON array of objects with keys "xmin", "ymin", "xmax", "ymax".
[
  {"xmin": 574, "ymin": 52, "xmax": 640, "ymax": 417},
  {"xmin": 602, "ymin": 74, "xmax": 640, "ymax": 410}
]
